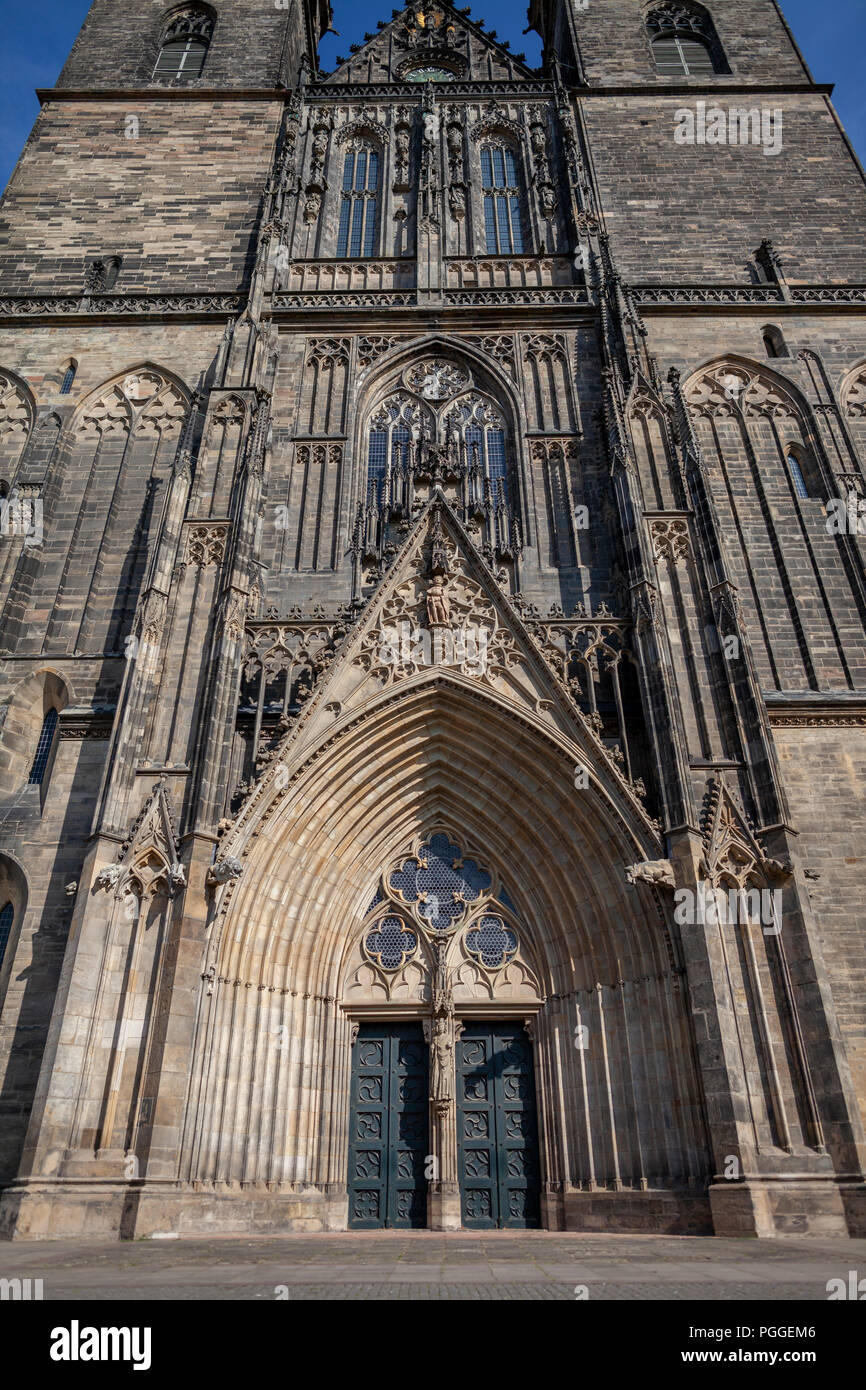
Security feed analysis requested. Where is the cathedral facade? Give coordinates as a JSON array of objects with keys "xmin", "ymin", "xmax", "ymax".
[{"xmin": 0, "ymin": 0, "xmax": 865, "ymax": 1240}]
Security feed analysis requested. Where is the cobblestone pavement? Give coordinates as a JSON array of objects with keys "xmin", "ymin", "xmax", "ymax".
[{"xmin": 1, "ymin": 1231, "xmax": 864, "ymax": 1300}]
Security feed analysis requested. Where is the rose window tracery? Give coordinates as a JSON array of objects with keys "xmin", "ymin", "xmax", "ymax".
[
  {"xmin": 404, "ymin": 360, "xmax": 469, "ymax": 400},
  {"xmin": 347, "ymin": 831, "xmax": 541, "ymax": 1004},
  {"xmin": 358, "ymin": 831, "xmax": 525, "ymax": 981}
]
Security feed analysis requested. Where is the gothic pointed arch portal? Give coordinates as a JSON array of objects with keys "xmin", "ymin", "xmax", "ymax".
[
  {"xmin": 181, "ymin": 677, "xmax": 710, "ymax": 1231},
  {"xmin": 179, "ymin": 498, "xmax": 712, "ymax": 1231}
]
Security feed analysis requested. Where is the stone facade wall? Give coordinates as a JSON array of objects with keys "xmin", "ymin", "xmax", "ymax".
[
  {"xmin": 0, "ymin": 0, "xmax": 864, "ymax": 1239},
  {"xmin": 773, "ymin": 724, "xmax": 866, "ymax": 1132},
  {"xmin": 582, "ymin": 94, "xmax": 866, "ymax": 283},
  {"xmin": 56, "ymin": 0, "xmax": 314, "ymax": 90},
  {"xmin": 565, "ymin": 0, "xmax": 810, "ymax": 85},
  {"xmin": 0, "ymin": 101, "xmax": 283, "ymax": 294}
]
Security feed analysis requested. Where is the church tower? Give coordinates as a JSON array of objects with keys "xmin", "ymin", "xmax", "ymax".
[{"xmin": 0, "ymin": 0, "xmax": 865, "ymax": 1240}]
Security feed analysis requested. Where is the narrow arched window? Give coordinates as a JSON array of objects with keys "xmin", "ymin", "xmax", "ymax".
[
  {"xmin": 647, "ymin": 5, "xmax": 726, "ymax": 76},
  {"xmin": 59, "ymin": 361, "xmax": 77, "ymax": 394},
  {"xmin": 366, "ymin": 395, "xmax": 422, "ymax": 506},
  {"xmin": 28, "ymin": 708, "xmax": 58, "ymax": 786},
  {"xmin": 367, "ymin": 427, "xmax": 388, "ymax": 504},
  {"xmin": 0, "ymin": 902, "xmax": 12, "ymax": 970},
  {"xmin": 445, "ymin": 393, "xmax": 510, "ymax": 508},
  {"xmin": 762, "ymin": 325, "xmax": 788, "ymax": 359},
  {"xmin": 154, "ymin": 6, "xmax": 214, "ymax": 81},
  {"xmin": 337, "ymin": 145, "xmax": 381, "ymax": 258},
  {"xmin": 787, "ymin": 449, "xmax": 810, "ymax": 501},
  {"xmin": 481, "ymin": 144, "xmax": 524, "ymax": 254}
]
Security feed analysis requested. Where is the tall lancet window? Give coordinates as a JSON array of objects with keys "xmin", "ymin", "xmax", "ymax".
[
  {"xmin": 366, "ymin": 395, "xmax": 426, "ymax": 506},
  {"xmin": 28, "ymin": 708, "xmax": 58, "ymax": 786},
  {"xmin": 337, "ymin": 144, "xmax": 381, "ymax": 258},
  {"xmin": 0, "ymin": 902, "xmax": 12, "ymax": 970},
  {"xmin": 481, "ymin": 143, "xmax": 524, "ymax": 255},
  {"xmin": 445, "ymin": 393, "xmax": 509, "ymax": 506}
]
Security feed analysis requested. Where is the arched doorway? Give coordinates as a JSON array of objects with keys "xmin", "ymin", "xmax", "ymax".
[
  {"xmin": 183, "ymin": 659, "xmax": 710, "ymax": 1232},
  {"xmin": 343, "ymin": 829, "xmax": 544, "ymax": 1229},
  {"xmin": 174, "ymin": 498, "xmax": 710, "ymax": 1235}
]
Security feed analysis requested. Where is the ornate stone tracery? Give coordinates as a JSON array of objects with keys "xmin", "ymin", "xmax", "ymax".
[
  {"xmin": 162, "ymin": 4, "xmax": 215, "ymax": 45},
  {"xmin": 185, "ymin": 522, "xmax": 228, "ymax": 567},
  {"xmin": 74, "ymin": 368, "xmax": 188, "ymax": 438},
  {"xmin": 842, "ymin": 363, "xmax": 866, "ymax": 418},
  {"xmin": 685, "ymin": 361, "xmax": 802, "ymax": 421},
  {"xmin": 404, "ymin": 359, "xmax": 469, "ymax": 400},
  {"xmin": 356, "ymin": 350, "xmax": 521, "ymax": 568},
  {"xmin": 0, "ymin": 371, "xmax": 33, "ymax": 440},
  {"xmin": 343, "ymin": 829, "xmax": 541, "ymax": 1006},
  {"xmin": 650, "ymin": 516, "xmax": 692, "ymax": 564}
]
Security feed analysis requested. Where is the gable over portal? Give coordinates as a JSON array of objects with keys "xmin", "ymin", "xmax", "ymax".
[{"xmin": 323, "ymin": 2, "xmax": 536, "ymax": 86}]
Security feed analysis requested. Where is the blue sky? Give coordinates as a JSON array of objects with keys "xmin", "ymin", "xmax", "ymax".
[{"xmin": 0, "ymin": 0, "xmax": 864, "ymax": 192}]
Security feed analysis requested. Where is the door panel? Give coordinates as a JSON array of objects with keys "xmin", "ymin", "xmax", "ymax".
[
  {"xmin": 348, "ymin": 1022, "xmax": 428, "ymax": 1229},
  {"xmin": 457, "ymin": 1022, "xmax": 540, "ymax": 1229}
]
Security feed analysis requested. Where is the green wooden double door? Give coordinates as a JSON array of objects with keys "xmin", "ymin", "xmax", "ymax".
[
  {"xmin": 348, "ymin": 1021, "xmax": 540, "ymax": 1229},
  {"xmin": 347, "ymin": 1023, "xmax": 429, "ymax": 1229}
]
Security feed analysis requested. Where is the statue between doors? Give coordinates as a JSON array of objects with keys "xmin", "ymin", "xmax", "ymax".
[{"xmin": 431, "ymin": 938, "xmax": 457, "ymax": 1113}]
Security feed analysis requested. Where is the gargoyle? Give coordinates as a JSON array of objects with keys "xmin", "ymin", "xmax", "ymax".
[
  {"xmin": 761, "ymin": 857, "xmax": 793, "ymax": 880},
  {"xmin": 207, "ymin": 856, "xmax": 243, "ymax": 887},
  {"xmin": 94, "ymin": 863, "xmax": 123, "ymax": 890},
  {"xmin": 625, "ymin": 859, "xmax": 676, "ymax": 889}
]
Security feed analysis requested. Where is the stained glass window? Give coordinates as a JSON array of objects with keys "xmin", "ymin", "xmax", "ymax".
[
  {"xmin": 366, "ymin": 395, "xmax": 424, "ymax": 507},
  {"xmin": 444, "ymin": 394, "xmax": 509, "ymax": 507},
  {"xmin": 787, "ymin": 452, "xmax": 810, "ymax": 500}
]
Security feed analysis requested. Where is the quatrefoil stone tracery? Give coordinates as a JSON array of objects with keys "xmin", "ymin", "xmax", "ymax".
[
  {"xmin": 389, "ymin": 831, "xmax": 491, "ymax": 932},
  {"xmin": 360, "ymin": 832, "xmax": 523, "ymax": 975},
  {"xmin": 364, "ymin": 914, "xmax": 418, "ymax": 970},
  {"xmin": 465, "ymin": 915, "xmax": 518, "ymax": 969}
]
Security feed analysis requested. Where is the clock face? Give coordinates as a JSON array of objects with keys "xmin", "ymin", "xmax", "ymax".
[{"xmin": 405, "ymin": 66, "xmax": 455, "ymax": 82}]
